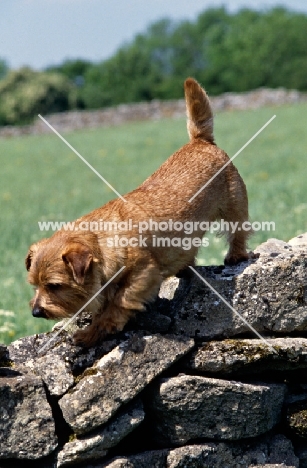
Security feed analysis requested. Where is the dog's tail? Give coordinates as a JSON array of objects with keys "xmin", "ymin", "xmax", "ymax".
[{"xmin": 184, "ymin": 77, "xmax": 214, "ymax": 144}]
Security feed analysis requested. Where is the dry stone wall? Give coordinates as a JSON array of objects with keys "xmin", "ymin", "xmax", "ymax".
[
  {"xmin": 1, "ymin": 233, "xmax": 307, "ymax": 467},
  {"xmin": 0, "ymin": 87, "xmax": 305, "ymax": 138}
]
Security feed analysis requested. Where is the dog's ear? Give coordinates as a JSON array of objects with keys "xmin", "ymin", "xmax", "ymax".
[
  {"xmin": 25, "ymin": 249, "xmax": 33, "ymax": 271},
  {"xmin": 25, "ymin": 240, "xmax": 45, "ymax": 271},
  {"xmin": 62, "ymin": 244, "xmax": 98, "ymax": 285}
]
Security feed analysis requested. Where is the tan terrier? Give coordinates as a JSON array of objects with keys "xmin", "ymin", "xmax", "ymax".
[{"xmin": 26, "ymin": 78, "xmax": 251, "ymax": 346}]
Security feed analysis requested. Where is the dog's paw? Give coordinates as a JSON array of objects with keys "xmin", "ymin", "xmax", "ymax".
[
  {"xmin": 224, "ymin": 251, "xmax": 259, "ymax": 266},
  {"xmin": 224, "ymin": 253, "xmax": 249, "ymax": 266},
  {"xmin": 73, "ymin": 327, "xmax": 101, "ymax": 347}
]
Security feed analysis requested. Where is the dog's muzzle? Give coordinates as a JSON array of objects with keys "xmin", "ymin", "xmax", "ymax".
[{"xmin": 32, "ymin": 306, "xmax": 46, "ymax": 318}]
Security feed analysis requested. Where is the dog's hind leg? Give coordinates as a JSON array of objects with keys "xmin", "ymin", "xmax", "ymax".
[{"xmin": 222, "ymin": 171, "xmax": 251, "ymax": 266}]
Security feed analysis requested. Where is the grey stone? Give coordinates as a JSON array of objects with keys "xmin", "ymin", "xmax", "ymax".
[
  {"xmin": 0, "ymin": 370, "xmax": 57, "ymax": 459},
  {"xmin": 288, "ymin": 232, "xmax": 307, "ymax": 247},
  {"xmin": 159, "ymin": 276, "xmax": 181, "ymax": 300},
  {"xmin": 287, "ymin": 399, "xmax": 307, "ymax": 439},
  {"xmin": 166, "ymin": 439, "xmax": 298, "ymax": 468},
  {"xmin": 22, "ymin": 354, "xmax": 74, "ymax": 397},
  {"xmin": 188, "ymin": 337, "xmax": 307, "ymax": 377},
  {"xmin": 101, "ymin": 450, "xmax": 167, "ymax": 467},
  {"xmin": 56, "ymin": 401, "xmax": 144, "ymax": 467},
  {"xmin": 151, "ymin": 374, "xmax": 286, "ymax": 444},
  {"xmin": 161, "ymin": 238, "xmax": 307, "ymax": 340},
  {"xmin": 101, "ymin": 435, "xmax": 298, "ymax": 468},
  {"xmin": 257, "ymin": 434, "xmax": 299, "ymax": 467},
  {"xmin": 8, "ymin": 330, "xmax": 119, "ymax": 375},
  {"xmin": 59, "ymin": 333, "xmax": 194, "ymax": 434},
  {"xmin": 4, "ymin": 234, "xmax": 307, "ymax": 466},
  {"xmin": 166, "ymin": 444, "xmax": 218, "ymax": 467},
  {"xmin": 252, "ymin": 466, "xmax": 295, "ymax": 468}
]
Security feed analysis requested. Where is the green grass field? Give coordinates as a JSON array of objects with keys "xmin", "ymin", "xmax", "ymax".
[{"xmin": 1, "ymin": 102, "xmax": 306, "ymax": 344}]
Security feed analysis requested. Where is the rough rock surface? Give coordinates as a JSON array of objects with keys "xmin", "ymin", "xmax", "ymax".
[
  {"xmin": 24, "ymin": 353, "xmax": 74, "ymax": 396},
  {"xmin": 151, "ymin": 374, "xmax": 286, "ymax": 443},
  {"xmin": 103, "ymin": 435, "xmax": 299, "ymax": 468},
  {"xmin": 160, "ymin": 238, "xmax": 307, "ymax": 340},
  {"xmin": 187, "ymin": 337, "xmax": 307, "ymax": 377},
  {"xmin": 0, "ymin": 369, "xmax": 57, "ymax": 459},
  {"xmin": 2, "ymin": 235, "xmax": 307, "ymax": 467},
  {"xmin": 102, "ymin": 450, "xmax": 167, "ymax": 468},
  {"xmin": 56, "ymin": 400, "xmax": 144, "ymax": 467},
  {"xmin": 8, "ymin": 330, "xmax": 120, "ymax": 375},
  {"xmin": 287, "ymin": 399, "xmax": 307, "ymax": 439},
  {"xmin": 59, "ymin": 333, "xmax": 194, "ymax": 434}
]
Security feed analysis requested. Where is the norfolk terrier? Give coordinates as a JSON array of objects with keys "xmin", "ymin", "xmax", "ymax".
[{"xmin": 26, "ymin": 78, "xmax": 251, "ymax": 346}]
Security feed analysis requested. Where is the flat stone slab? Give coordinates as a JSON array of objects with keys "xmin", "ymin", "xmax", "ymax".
[
  {"xmin": 150, "ymin": 374, "xmax": 286, "ymax": 443},
  {"xmin": 166, "ymin": 435, "xmax": 299, "ymax": 468},
  {"xmin": 102, "ymin": 434, "xmax": 298, "ymax": 467},
  {"xmin": 0, "ymin": 370, "xmax": 57, "ymax": 459},
  {"xmin": 187, "ymin": 337, "xmax": 307, "ymax": 377},
  {"xmin": 159, "ymin": 239, "xmax": 307, "ymax": 340},
  {"xmin": 102, "ymin": 450, "xmax": 167, "ymax": 468},
  {"xmin": 56, "ymin": 400, "xmax": 144, "ymax": 467},
  {"xmin": 8, "ymin": 330, "xmax": 120, "ymax": 383},
  {"xmin": 59, "ymin": 333, "xmax": 194, "ymax": 434}
]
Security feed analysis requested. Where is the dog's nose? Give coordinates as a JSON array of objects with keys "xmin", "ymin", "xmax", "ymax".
[{"xmin": 32, "ymin": 306, "xmax": 46, "ymax": 318}]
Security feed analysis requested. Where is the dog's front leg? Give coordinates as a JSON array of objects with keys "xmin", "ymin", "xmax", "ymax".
[{"xmin": 73, "ymin": 259, "xmax": 162, "ymax": 347}]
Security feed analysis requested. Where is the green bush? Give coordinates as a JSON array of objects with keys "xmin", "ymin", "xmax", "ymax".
[
  {"xmin": 0, "ymin": 67, "xmax": 76, "ymax": 125},
  {"xmin": 46, "ymin": 59, "xmax": 93, "ymax": 109}
]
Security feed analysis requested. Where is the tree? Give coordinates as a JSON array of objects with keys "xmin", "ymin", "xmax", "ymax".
[
  {"xmin": 80, "ymin": 30, "xmax": 166, "ymax": 108},
  {"xmin": 0, "ymin": 58, "xmax": 8, "ymax": 80},
  {"xmin": 46, "ymin": 58, "xmax": 92, "ymax": 83},
  {"xmin": 202, "ymin": 7, "xmax": 307, "ymax": 92},
  {"xmin": 0, "ymin": 67, "xmax": 75, "ymax": 125}
]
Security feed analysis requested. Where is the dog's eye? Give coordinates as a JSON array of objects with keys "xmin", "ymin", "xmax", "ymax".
[{"xmin": 46, "ymin": 283, "xmax": 61, "ymax": 291}]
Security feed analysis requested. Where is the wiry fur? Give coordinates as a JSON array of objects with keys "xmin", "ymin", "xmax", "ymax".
[
  {"xmin": 185, "ymin": 77, "xmax": 214, "ymax": 143},
  {"xmin": 26, "ymin": 78, "xmax": 252, "ymax": 347}
]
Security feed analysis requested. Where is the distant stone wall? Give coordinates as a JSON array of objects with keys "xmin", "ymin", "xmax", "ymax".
[
  {"xmin": 0, "ymin": 87, "xmax": 305, "ymax": 138},
  {"xmin": 1, "ymin": 233, "xmax": 307, "ymax": 467}
]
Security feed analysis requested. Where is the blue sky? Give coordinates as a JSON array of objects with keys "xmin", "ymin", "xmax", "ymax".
[{"xmin": 1, "ymin": 0, "xmax": 307, "ymax": 70}]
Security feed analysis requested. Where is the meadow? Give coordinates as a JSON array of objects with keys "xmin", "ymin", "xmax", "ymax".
[{"xmin": 1, "ymin": 102, "xmax": 306, "ymax": 344}]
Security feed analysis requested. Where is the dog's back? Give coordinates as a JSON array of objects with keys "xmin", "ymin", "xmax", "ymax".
[
  {"xmin": 129, "ymin": 78, "xmax": 228, "ymax": 217},
  {"xmin": 25, "ymin": 77, "xmax": 251, "ymax": 347}
]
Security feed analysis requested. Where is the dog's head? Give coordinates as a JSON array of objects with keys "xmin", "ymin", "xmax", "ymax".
[{"xmin": 25, "ymin": 231, "xmax": 102, "ymax": 320}]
